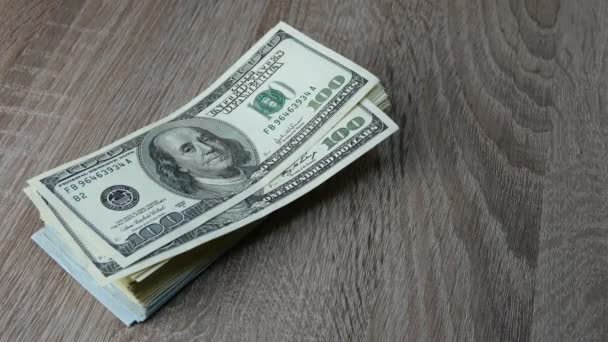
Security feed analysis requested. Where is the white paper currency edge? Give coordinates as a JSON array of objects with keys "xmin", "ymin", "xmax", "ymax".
[
  {"xmin": 32, "ymin": 227, "xmax": 145, "ymax": 326},
  {"xmin": 32, "ymin": 226, "xmax": 243, "ymax": 326}
]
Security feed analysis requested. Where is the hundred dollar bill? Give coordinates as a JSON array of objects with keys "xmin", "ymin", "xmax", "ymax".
[
  {"xmin": 26, "ymin": 22, "xmax": 379, "ymax": 267},
  {"xmin": 28, "ymin": 100, "xmax": 397, "ymax": 283}
]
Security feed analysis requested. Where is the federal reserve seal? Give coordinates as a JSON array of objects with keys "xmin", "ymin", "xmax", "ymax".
[{"xmin": 101, "ymin": 185, "xmax": 139, "ymax": 211}]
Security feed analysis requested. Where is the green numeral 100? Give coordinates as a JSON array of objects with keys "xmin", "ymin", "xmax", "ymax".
[
  {"xmin": 307, "ymin": 75, "xmax": 346, "ymax": 111},
  {"xmin": 322, "ymin": 116, "xmax": 365, "ymax": 150}
]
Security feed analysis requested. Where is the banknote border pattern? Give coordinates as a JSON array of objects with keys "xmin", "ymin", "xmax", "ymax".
[
  {"xmin": 97, "ymin": 106, "xmax": 387, "ymax": 277},
  {"xmin": 40, "ymin": 194, "xmax": 123, "ymax": 275},
  {"xmin": 40, "ymin": 29, "xmax": 369, "ymax": 257}
]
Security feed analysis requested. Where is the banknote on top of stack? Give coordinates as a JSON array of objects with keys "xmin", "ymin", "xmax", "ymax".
[{"xmin": 25, "ymin": 22, "xmax": 398, "ymax": 326}]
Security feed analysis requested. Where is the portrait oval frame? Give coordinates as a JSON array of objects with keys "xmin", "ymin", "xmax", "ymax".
[{"xmin": 138, "ymin": 117, "xmax": 259, "ymax": 199}]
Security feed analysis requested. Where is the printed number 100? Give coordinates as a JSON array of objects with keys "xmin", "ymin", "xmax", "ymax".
[
  {"xmin": 322, "ymin": 116, "xmax": 365, "ymax": 150},
  {"xmin": 307, "ymin": 75, "xmax": 346, "ymax": 111}
]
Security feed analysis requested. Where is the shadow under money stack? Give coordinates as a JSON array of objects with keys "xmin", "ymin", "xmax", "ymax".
[{"xmin": 25, "ymin": 22, "xmax": 398, "ymax": 325}]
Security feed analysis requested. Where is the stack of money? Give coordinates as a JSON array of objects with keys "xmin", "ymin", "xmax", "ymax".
[{"xmin": 25, "ymin": 22, "xmax": 398, "ymax": 325}]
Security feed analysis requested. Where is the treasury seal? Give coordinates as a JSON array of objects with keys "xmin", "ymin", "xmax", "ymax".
[
  {"xmin": 253, "ymin": 89, "xmax": 285, "ymax": 115},
  {"xmin": 101, "ymin": 185, "xmax": 139, "ymax": 211}
]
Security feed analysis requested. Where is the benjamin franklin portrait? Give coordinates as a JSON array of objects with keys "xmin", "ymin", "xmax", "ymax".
[{"xmin": 141, "ymin": 118, "xmax": 258, "ymax": 200}]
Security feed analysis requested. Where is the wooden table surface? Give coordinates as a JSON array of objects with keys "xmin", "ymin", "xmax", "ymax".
[{"xmin": 1, "ymin": 0, "xmax": 607, "ymax": 341}]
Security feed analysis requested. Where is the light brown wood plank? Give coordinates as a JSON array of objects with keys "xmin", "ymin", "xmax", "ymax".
[{"xmin": 0, "ymin": 0, "xmax": 606, "ymax": 341}]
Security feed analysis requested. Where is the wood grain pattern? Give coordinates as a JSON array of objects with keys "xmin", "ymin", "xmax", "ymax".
[{"xmin": 0, "ymin": 0, "xmax": 606, "ymax": 341}]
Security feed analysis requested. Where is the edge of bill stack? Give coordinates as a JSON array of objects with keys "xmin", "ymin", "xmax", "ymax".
[
  {"xmin": 30, "ymin": 99, "xmax": 398, "ymax": 325},
  {"xmin": 26, "ymin": 21, "xmax": 380, "ymax": 268}
]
